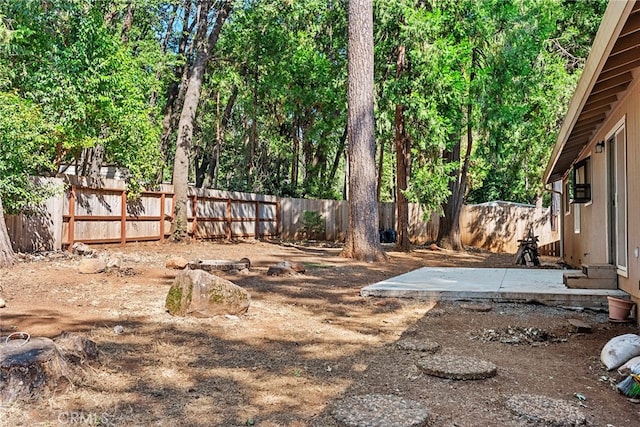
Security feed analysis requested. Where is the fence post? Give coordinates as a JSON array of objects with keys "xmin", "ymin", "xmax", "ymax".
[
  {"xmin": 67, "ymin": 186, "xmax": 76, "ymax": 251},
  {"xmin": 276, "ymin": 201, "xmax": 281, "ymax": 238},
  {"xmin": 120, "ymin": 190, "xmax": 127, "ymax": 246},
  {"xmin": 170, "ymin": 191, "xmax": 176, "ymax": 238},
  {"xmin": 226, "ymin": 199, "xmax": 232, "ymax": 240},
  {"xmin": 192, "ymin": 194, "xmax": 198, "ymax": 239},
  {"xmin": 160, "ymin": 192, "xmax": 165, "ymax": 242},
  {"xmin": 255, "ymin": 201, "xmax": 260, "ymax": 239}
]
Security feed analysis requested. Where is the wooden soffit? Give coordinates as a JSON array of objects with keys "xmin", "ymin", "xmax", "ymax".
[{"xmin": 544, "ymin": 0, "xmax": 640, "ymax": 183}]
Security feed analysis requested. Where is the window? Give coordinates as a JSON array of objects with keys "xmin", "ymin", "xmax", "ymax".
[{"xmin": 571, "ymin": 157, "xmax": 591, "ymax": 204}]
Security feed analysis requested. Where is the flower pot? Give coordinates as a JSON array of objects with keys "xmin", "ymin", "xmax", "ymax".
[{"xmin": 608, "ymin": 296, "xmax": 635, "ymax": 321}]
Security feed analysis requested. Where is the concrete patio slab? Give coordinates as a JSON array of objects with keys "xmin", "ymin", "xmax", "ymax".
[{"xmin": 361, "ymin": 267, "xmax": 629, "ymax": 308}]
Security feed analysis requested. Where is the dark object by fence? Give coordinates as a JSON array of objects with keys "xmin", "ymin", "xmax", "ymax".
[
  {"xmin": 515, "ymin": 230, "xmax": 540, "ymax": 267},
  {"xmin": 379, "ymin": 229, "xmax": 397, "ymax": 243}
]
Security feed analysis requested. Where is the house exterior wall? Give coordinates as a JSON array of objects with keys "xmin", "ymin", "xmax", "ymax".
[{"xmin": 562, "ymin": 76, "xmax": 640, "ymax": 301}]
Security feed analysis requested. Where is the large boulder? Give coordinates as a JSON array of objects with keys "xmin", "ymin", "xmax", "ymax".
[{"xmin": 165, "ymin": 270, "xmax": 250, "ymax": 317}]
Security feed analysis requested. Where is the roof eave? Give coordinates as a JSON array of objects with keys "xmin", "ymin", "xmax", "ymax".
[{"xmin": 543, "ymin": 0, "xmax": 635, "ymax": 184}]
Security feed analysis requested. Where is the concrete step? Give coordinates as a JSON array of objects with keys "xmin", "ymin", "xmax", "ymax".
[
  {"xmin": 582, "ymin": 263, "xmax": 617, "ymax": 279},
  {"xmin": 564, "ymin": 272, "xmax": 617, "ymax": 289}
]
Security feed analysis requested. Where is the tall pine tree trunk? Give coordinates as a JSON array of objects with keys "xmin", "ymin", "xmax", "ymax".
[
  {"xmin": 394, "ymin": 45, "xmax": 411, "ymax": 252},
  {"xmin": 437, "ymin": 136, "xmax": 462, "ymax": 250},
  {"xmin": 0, "ymin": 198, "xmax": 15, "ymax": 268},
  {"xmin": 342, "ymin": 0, "xmax": 386, "ymax": 262},
  {"xmin": 158, "ymin": 0, "xmax": 194, "ymax": 182},
  {"xmin": 437, "ymin": 49, "xmax": 477, "ymax": 251},
  {"xmin": 376, "ymin": 136, "xmax": 385, "ymax": 201},
  {"xmin": 171, "ymin": 1, "xmax": 232, "ymax": 239}
]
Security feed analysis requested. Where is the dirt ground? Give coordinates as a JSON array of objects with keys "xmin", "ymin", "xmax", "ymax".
[{"xmin": 0, "ymin": 240, "xmax": 639, "ymax": 426}]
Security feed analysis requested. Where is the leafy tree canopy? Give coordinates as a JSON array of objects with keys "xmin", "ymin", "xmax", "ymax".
[{"xmin": 0, "ymin": 0, "xmax": 607, "ymax": 214}]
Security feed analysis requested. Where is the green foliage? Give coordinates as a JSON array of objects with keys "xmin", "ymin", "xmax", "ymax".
[
  {"xmin": 467, "ymin": 0, "xmax": 606, "ymax": 204},
  {"xmin": 0, "ymin": 0, "xmax": 607, "ymax": 214},
  {"xmin": 0, "ymin": 92, "xmax": 57, "ymax": 213},
  {"xmin": 1, "ymin": 0, "xmax": 164, "ymax": 200},
  {"xmin": 373, "ymin": 0, "xmax": 605, "ymax": 208},
  {"xmin": 196, "ymin": 0, "xmax": 348, "ymax": 198},
  {"xmin": 299, "ymin": 210, "xmax": 325, "ymax": 240}
]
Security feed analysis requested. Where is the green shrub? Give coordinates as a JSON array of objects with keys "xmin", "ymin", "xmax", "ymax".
[{"xmin": 299, "ymin": 210, "xmax": 325, "ymax": 240}]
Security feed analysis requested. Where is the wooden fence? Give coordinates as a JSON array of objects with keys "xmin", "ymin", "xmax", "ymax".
[
  {"xmin": 460, "ymin": 202, "xmax": 560, "ymax": 254},
  {"xmin": 188, "ymin": 188, "xmax": 279, "ymax": 240},
  {"xmin": 4, "ymin": 176, "xmax": 559, "ymax": 254},
  {"xmin": 64, "ymin": 180, "xmax": 174, "ymax": 246},
  {"xmin": 3, "ymin": 177, "xmax": 65, "ymax": 253}
]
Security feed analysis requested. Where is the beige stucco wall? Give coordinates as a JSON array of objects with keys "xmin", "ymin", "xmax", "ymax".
[{"xmin": 562, "ymin": 76, "xmax": 640, "ymax": 302}]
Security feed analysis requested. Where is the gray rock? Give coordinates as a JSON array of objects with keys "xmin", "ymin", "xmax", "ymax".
[
  {"xmin": 0, "ymin": 298, "xmax": 5, "ymax": 308},
  {"xmin": 267, "ymin": 261, "xmax": 306, "ymax": 276},
  {"xmin": 165, "ymin": 269, "xmax": 250, "ymax": 317},
  {"xmin": 106, "ymin": 256, "xmax": 122, "ymax": 270},
  {"xmin": 72, "ymin": 242, "xmax": 94, "ymax": 257},
  {"xmin": 567, "ymin": 318, "xmax": 592, "ymax": 333},
  {"xmin": 78, "ymin": 259, "xmax": 107, "ymax": 274}
]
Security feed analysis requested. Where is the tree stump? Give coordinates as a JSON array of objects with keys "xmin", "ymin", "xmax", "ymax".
[
  {"xmin": 0, "ymin": 335, "xmax": 70, "ymax": 402},
  {"xmin": 0, "ymin": 332, "xmax": 97, "ymax": 403}
]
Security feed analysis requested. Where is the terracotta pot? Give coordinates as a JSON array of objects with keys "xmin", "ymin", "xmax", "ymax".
[{"xmin": 608, "ymin": 296, "xmax": 635, "ymax": 321}]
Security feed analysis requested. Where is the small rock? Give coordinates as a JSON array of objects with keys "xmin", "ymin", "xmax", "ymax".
[
  {"xmin": 106, "ymin": 256, "xmax": 122, "ymax": 269},
  {"xmin": 166, "ymin": 256, "xmax": 189, "ymax": 270},
  {"xmin": 267, "ymin": 261, "xmax": 306, "ymax": 276},
  {"xmin": 78, "ymin": 259, "xmax": 107, "ymax": 274},
  {"xmin": 0, "ymin": 298, "xmax": 5, "ymax": 308},
  {"xmin": 113, "ymin": 325, "xmax": 125, "ymax": 335},
  {"xmin": 72, "ymin": 242, "xmax": 95, "ymax": 256},
  {"xmin": 568, "ymin": 318, "xmax": 592, "ymax": 333}
]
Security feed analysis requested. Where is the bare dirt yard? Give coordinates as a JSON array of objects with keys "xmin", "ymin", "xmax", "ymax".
[{"xmin": 1, "ymin": 240, "xmax": 639, "ymax": 426}]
